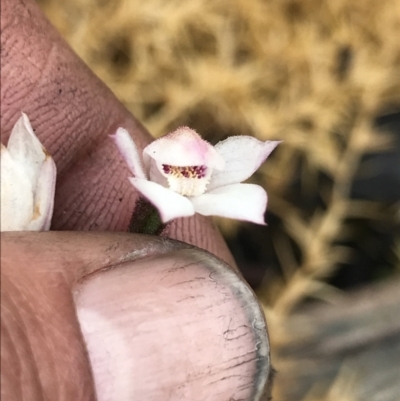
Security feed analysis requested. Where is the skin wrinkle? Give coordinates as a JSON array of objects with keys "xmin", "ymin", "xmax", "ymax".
[
  {"xmin": 2, "ymin": 13, "xmax": 52, "ymax": 118},
  {"xmin": 13, "ymin": 275, "xmax": 60, "ymax": 398},
  {"xmin": 27, "ymin": 45, "xmax": 60, "ymax": 106},
  {"xmin": 84, "ymin": 149, "xmax": 123, "ymax": 230},
  {"xmin": 1, "ymin": 280, "xmax": 45, "ymax": 400},
  {"xmin": 2, "ymin": 0, "xmax": 115, "ymax": 165},
  {"xmin": 58, "ymin": 154, "xmax": 126, "ymax": 230},
  {"xmin": 1, "ymin": 320, "xmax": 24, "ymax": 401},
  {"xmin": 2, "ymin": 254, "xmax": 97, "ymax": 400}
]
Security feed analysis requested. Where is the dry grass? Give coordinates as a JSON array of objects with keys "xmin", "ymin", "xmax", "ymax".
[{"xmin": 38, "ymin": 0, "xmax": 400, "ymax": 399}]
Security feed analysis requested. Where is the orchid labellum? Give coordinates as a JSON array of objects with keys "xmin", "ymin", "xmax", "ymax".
[
  {"xmin": 1, "ymin": 113, "xmax": 56, "ymax": 231},
  {"xmin": 113, "ymin": 127, "xmax": 280, "ymax": 224}
]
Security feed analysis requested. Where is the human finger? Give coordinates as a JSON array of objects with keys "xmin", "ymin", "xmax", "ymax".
[
  {"xmin": 1, "ymin": 231, "xmax": 271, "ymax": 400},
  {"xmin": 0, "ymin": 0, "xmax": 234, "ymax": 265}
]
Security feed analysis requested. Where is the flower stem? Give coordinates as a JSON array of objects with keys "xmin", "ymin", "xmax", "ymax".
[{"xmin": 128, "ymin": 197, "xmax": 166, "ymax": 235}]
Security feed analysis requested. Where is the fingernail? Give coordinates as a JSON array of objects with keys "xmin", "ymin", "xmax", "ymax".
[{"xmin": 74, "ymin": 248, "xmax": 270, "ymax": 401}]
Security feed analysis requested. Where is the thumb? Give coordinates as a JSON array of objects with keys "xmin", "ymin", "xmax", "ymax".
[{"xmin": 2, "ymin": 232, "xmax": 270, "ymax": 401}]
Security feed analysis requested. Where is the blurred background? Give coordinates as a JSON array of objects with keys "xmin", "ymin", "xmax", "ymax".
[{"xmin": 36, "ymin": 0, "xmax": 400, "ymax": 399}]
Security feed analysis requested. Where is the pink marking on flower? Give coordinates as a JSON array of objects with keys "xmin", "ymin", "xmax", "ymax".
[{"xmin": 162, "ymin": 165, "xmax": 208, "ymax": 179}]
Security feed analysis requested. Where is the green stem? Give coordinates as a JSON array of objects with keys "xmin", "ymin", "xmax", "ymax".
[{"xmin": 128, "ymin": 197, "xmax": 166, "ymax": 235}]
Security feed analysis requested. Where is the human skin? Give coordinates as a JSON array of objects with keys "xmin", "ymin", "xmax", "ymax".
[{"xmin": 0, "ymin": 0, "xmax": 271, "ymax": 399}]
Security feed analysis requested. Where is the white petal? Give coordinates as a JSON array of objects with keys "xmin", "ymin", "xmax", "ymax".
[
  {"xmin": 128, "ymin": 178, "xmax": 195, "ymax": 223},
  {"xmin": 27, "ymin": 155, "xmax": 57, "ymax": 231},
  {"xmin": 190, "ymin": 183, "xmax": 267, "ymax": 224},
  {"xmin": 1, "ymin": 144, "xmax": 34, "ymax": 231},
  {"xmin": 208, "ymin": 136, "xmax": 281, "ymax": 190},
  {"xmin": 7, "ymin": 113, "xmax": 47, "ymax": 189},
  {"xmin": 111, "ymin": 128, "xmax": 147, "ymax": 179},
  {"xmin": 147, "ymin": 159, "xmax": 169, "ymax": 187},
  {"xmin": 143, "ymin": 127, "xmax": 225, "ymax": 170}
]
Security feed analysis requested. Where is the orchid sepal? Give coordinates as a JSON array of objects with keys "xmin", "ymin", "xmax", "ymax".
[{"xmin": 1, "ymin": 113, "xmax": 56, "ymax": 232}]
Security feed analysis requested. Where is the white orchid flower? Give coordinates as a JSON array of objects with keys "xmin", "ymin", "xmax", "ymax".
[
  {"xmin": 112, "ymin": 127, "xmax": 280, "ymax": 224},
  {"xmin": 1, "ymin": 113, "xmax": 56, "ymax": 231}
]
